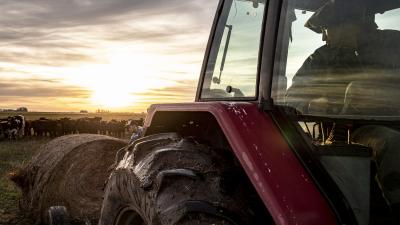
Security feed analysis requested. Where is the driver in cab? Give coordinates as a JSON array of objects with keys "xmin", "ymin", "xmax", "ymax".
[
  {"xmin": 285, "ymin": 0, "xmax": 400, "ymax": 222},
  {"xmin": 285, "ymin": 0, "xmax": 400, "ymax": 114}
]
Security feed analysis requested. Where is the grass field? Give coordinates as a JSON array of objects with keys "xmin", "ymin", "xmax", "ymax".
[
  {"xmin": 0, "ymin": 112, "xmax": 145, "ymax": 225},
  {"xmin": 0, "ymin": 112, "xmax": 145, "ymax": 121},
  {"xmin": 0, "ymin": 138, "xmax": 52, "ymax": 225}
]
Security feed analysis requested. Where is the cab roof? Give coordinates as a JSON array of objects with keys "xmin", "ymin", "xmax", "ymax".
[{"xmin": 295, "ymin": 0, "xmax": 400, "ymax": 13}]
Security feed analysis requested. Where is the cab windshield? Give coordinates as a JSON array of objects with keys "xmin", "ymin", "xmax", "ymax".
[{"xmin": 273, "ymin": 0, "xmax": 400, "ymax": 121}]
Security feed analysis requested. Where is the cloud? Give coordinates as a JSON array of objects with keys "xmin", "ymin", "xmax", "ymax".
[
  {"xmin": 0, "ymin": 49, "xmax": 98, "ymax": 66},
  {"xmin": 134, "ymin": 80, "xmax": 197, "ymax": 103},
  {"xmin": 0, "ymin": 78, "xmax": 93, "ymax": 111},
  {"xmin": 0, "ymin": 0, "xmax": 217, "ymax": 29},
  {"xmin": 0, "ymin": 78, "xmax": 90, "ymax": 98},
  {"xmin": 0, "ymin": 0, "xmax": 219, "ymax": 111},
  {"xmin": 0, "ymin": 0, "xmax": 217, "ymax": 66}
]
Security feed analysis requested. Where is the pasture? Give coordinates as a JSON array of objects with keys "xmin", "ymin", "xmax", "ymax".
[
  {"xmin": 0, "ymin": 112, "xmax": 145, "ymax": 224},
  {"xmin": 0, "ymin": 112, "xmax": 145, "ymax": 122},
  {"xmin": 0, "ymin": 138, "xmax": 52, "ymax": 225}
]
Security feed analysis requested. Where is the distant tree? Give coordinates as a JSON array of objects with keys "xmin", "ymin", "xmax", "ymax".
[
  {"xmin": 16, "ymin": 107, "xmax": 28, "ymax": 112},
  {"xmin": 80, "ymin": 110, "xmax": 88, "ymax": 113}
]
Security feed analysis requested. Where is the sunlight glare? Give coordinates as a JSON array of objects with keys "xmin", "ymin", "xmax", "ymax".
[
  {"xmin": 91, "ymin": 88, "xmax": 133, "ymax": 108},
  {"xmin": 63, "ymin": 48, "xmax": 174, "ymax": 109}
]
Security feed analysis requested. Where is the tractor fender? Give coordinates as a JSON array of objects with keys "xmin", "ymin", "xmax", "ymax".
[{"xmin": 142, "ymin": 102, "xmax": 338, "ymax": 225}]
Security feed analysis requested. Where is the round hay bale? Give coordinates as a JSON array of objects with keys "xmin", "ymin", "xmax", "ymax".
[{"xmin": 12, "ymin": 134, "xmax": 128, "ymax": 224}]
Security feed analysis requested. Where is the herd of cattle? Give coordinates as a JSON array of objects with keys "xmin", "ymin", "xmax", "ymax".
[{"xmin": 0, "ymin": 115, "xmax": 144, "ymax": 140}]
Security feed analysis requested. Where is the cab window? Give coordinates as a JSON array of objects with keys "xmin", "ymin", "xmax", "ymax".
[{"xmin": 201, "ymin": 0, "xmax": 266, "ymax": 99}]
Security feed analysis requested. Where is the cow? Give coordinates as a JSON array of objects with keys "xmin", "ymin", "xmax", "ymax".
[
  {"xmin": 108, "ymin": 120, "xmax": 126, "ymax": 138},
  {"xmin": 76, "ymin": 117, "xmax": 102, "ymax": 134},
  {"xmin": 24, "ymin": 120, "xmax": 32, "ymax": 137},
  {"xmin": 13, "ymin": 115, "xmax": 25, "ymax": 138},
  {"xmin": 1, "ymin": 116, "xmax": 25, "ymax": 140},
  {"xmin": 58, "ymin": 118, "xmax": 76, "ymax": 135},
  {"xmin": 31, "ymin": 118, "xmax": 58, "ymax": 137},
  {"xmin": 125, "ymin": 119, "xmax": 142, "ymax": 138},
  {"xmin": 125, "ymin": 118, "xmax": 144, "ymax": 133},
  {"xmin": 0, "ymin": 119, "xmax": 8, "ymax": 139},
  {"xmin": 99, "ymin": 120, "xmax": 108, "ymax": 135}
]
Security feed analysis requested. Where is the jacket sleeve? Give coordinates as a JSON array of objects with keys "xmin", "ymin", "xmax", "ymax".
[{"xmin": 285, "ymin": 46, "xmax": 328, "ymax": 113}]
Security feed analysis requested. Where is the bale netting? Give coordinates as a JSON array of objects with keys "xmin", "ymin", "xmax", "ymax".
[{"xmin": 11, "ymin": 134, "xmax": 128, "ymax": 225}]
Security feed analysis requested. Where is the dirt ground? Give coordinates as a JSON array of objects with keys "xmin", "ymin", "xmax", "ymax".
[{"xmin": 0, "ymin": 138, "xmax": 52, "ymax": 225}]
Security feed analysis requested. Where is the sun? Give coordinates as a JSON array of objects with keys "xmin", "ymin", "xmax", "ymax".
[
  {"xmin": 91, "ymin": 88, "xmax": 133, "ymax": 108},
  {"xmin": 63, "ymin": 47, "xmax": 176, "ymax": 110}
]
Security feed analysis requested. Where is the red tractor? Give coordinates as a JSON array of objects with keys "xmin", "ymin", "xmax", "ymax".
[{"xmin": 97, "ymin": 0, "xmax": 400, "ymax": 224}]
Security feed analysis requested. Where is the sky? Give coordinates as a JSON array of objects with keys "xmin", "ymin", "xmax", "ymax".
[{"xmin": 0, "ymin": 0, "xmax": 218, "ymax": 112}]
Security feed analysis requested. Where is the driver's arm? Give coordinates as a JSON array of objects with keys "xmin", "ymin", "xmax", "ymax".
[{"xmin": 285, "ymin": 46, "xmax": 329, "ymax": 113}]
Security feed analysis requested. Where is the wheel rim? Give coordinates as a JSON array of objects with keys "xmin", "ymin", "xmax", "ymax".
[{"xmin": 114, "ymin": 208, "xmax": 146, "ymax": 225}]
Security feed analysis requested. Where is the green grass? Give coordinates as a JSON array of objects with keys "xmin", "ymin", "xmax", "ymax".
[{"xmin": 0, "ymin": 138, "xmax": 52, "ymax": 225}]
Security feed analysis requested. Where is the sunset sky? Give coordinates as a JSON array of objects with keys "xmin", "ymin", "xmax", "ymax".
[
  {"xmin": 0, "ymin": 0, "xmax": 218, "ymax": 112},
  {"xmin": 1, "ymin": 0, "xmax": 399, "ymax": 113}
]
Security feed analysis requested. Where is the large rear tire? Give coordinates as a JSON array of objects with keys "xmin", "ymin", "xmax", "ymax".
[{"xmin": 99, "ymin": 133, "xmax": 269, "ymax": 225}]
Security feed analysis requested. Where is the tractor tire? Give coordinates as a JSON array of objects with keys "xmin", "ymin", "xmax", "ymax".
[{"xmin": 99, "ymin": 133, "xmax": 269, "ymax": 225}]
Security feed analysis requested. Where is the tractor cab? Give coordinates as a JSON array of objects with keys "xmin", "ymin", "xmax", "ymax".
[
  {"xmin": 197, "ymin": 0, "xmax": 400, "ymax": 224},
  {"xmin": 274, "ymin": 2, "xmax": 400, "ymax": 224}
]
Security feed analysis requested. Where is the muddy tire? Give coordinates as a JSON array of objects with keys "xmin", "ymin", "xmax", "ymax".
[{"xmin": 99, "ymin": 133, "xmax": 269, "ymax": 225}]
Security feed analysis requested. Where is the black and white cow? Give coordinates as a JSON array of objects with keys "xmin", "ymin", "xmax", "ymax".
[
  {"xmin": 125, "ymin": 118, "xmax": 144, "ymax": 133},
  {"xmin": 1, "ymin": 115, "xmax": 25, "ymax": 140},
  {"xmin": 14, "ymin": 115, "xmax": 25, "ymax": 138}
]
